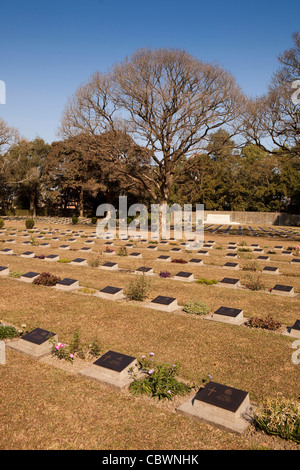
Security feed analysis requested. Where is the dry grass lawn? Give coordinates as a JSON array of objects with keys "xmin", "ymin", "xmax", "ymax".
[{"xmin": 0, "ymin": 221, "xmax": 299, "ymax": 450}]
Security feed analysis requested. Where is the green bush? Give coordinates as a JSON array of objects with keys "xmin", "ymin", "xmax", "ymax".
[
  {"xmin": 129, "ymin": 353, "xmax": 192, "ymax": 401},
  {"xmin": 118, "ymin": 247, "xmax": 128, "ymax": 256},
  {"xmin": 0, "ymin": 218, "xmax": 4, "ymax": 229},
  {"xmin": 72, "ymin": 216, "xmax": 79, "ymax": 225},
  {"xmin": 91, "ymin": 217, "xmax": 98, "ymax": 224},
  {"xmin": 0, "ymin": 325, "xmax": 21, "ymax": 340},
  {"xmin": 196, "ymin": 278, "xmax": 217, "ymax": 285},
  {"xmin": 25, "ymin": 218, "xmax": 35, "ymax": 229},
  {"xmin": 33, "ymin": 272, "xmax": 61, "ymax": 286},
  {"xmin": 126, "ymin": 275, "xmax": 150, "ymax": 301},
  {"xmin": 253, "ymin": 395, "xmax": 300, "ymax": 443},
  {"xmin": 183, "ymin": 301, "xmax": 210, "ymax": 316}
]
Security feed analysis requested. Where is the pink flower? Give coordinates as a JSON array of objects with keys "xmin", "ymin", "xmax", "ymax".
[{"xmin": 69, "ymin": 353, "xmax": 74, "ymax": 359}]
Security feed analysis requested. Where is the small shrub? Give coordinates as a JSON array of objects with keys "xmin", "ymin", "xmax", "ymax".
[
  {"xmin": 0, "ymin": 218, "xmax": 4, "ymax": 229},
  {"xmin": 88, "ymin": 338, "xmax": 101, "ymax": 357},
  {"xmin": 34, "ymin": 255, "xmax": 45, "ymax": 259},
  {"xmin": 57, "ymin": 258, "xmax": 71, "ymax": 263},
  {"xmin": 242, "ymin": 261, "xmax": 260, "ymax": 272},
  {"xmin": 79, "ymin": 287, "xmax": 96, "ymax": 294},
  {"xmin": 0, "ymin": 325, "xmax": 22, "ymax": 340},
  {"xmin": 159, "ymin": 271, "xmax": 171, "ymax": 278},
  {"xmin": 69, "ymin": 329, "xmax": 85, "ymax": 359},
  {"xmin": 9, "ymin": 270, "xmax": 24, "ymax": 278},
  {"xmin": 253, "ymin": 395, "xmax": 300, "ymax": 443},
  {"xmin": 196, "ymin": 278, "xmax": 217, "ymax": 285},
  {"xmin": 238, "ymin": 247, "xmax": 251, "ymax": 252},
  {"xmin": 118, "ymin": 247, "xmax": 128, "ymax": 256},
  {"xmin": 171, "ymin": 258, "xmax": 188, "ymax": 264},
  {"xmin": 33, "ymin": 272, "xmax": 61, "ymax": 286},
  {"xmin": 25, "ymin": 218, "xmax": 35, "ymax": 229},
  {"xmin": 126, "ymin": 275, "xmax": 150, "ymax": 301},
  {"xmin": 51, "ymin": 341, "xmax": 74, "ymax": 363},
  {"xmin": 91, "ymin": 216, "xmax": 98, "ymax": 224},
  {"xmin": 245, "ymin": 274, "xmax": 264, "ymax": 291},
  {"xmin": 183, "ymin": 301, "xmax": 210, "ymax": 316},
  {"xmin": 129, "ymin": 353, "xmax": 192, "ymax": 401},
  {"xmin": 72, "ymin": 216, "xmax": 79, "ymax": 225},
  {"xmin": 246, "ymin": 314, "xmax": 281, "ymax": 330},
  {"xmin": 89, "ymin": 256, "xmax": 101, "ymax": 267}
]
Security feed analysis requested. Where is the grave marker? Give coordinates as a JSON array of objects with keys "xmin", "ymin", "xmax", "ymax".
[
  {"xmin": 0, "ymin": 341, "xmax": 5, "ymax": 365},
  {"xmin": 55, "ymin": 278, "xmax": 79, "ymax": 291},
  {"xmin": 97, "ymin": 286, "xmax": 125, "ymax": 300},
  {"xmin": 262, "ymin": 266, "xmax": 279, "ymax": 274},
  {"xmin": 100, "ymin": 262, "xmax": 119, "ymax": 271},
  {"xmin": 135, "ymin": 267, "xmax": 154, "ymax": 275},
  {"xmin": 177, "ymin": 381, "xmax": 252, "ymax": 434},
  {"xmin": 156, "ymin": 255, "xmax": 171, "ymax": 262},
  {"xmin": 71, "ymin": 258, "xmax": 87, "ymax": 266},
  {"xmin": 174, "ymin": 271, "xmax": 194, "ymax": 282},
  {"xmin": 271, "ymin": 284, "xmax": 294, "ymax": 297},
  {"xmin": 8, "ymin": 327, "xmax": 57, "ymax": 358},
  {"xmin": 0, "ymin": 266, "xmax": 9, "ymax": 276},
  {"xmin": 79, "ymin": 350, "xmax": 140, "ymax": 389},
  {"xmin": 146, "ymin": 295, "xmax": 178, "ymax": 312},
  {"xmin": 21, "ymin": 251, "xmax": 35, "ymax": 258},
  {"xmin": 208, "ymin": 306, "xmax": 245, "ymax": 325},
  {"xmin": 20, "ymin": 272, "xmax": 40, "ymax": 283},
  {"xmin": 218, "ymin": 278, "xmax": 240, "ymax": 289},
  {"xmin": 223, "ymin": 262, "xmax": 239, "ymax": 270}
]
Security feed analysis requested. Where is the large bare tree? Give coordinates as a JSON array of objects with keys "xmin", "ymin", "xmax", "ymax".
[
  {"xmin": 243, "ymin": 33, "xmax": 300, "ymax": 158},
  {"xmin": 59, "ymin": 48, "xmax": 245, "ymax": 206}
]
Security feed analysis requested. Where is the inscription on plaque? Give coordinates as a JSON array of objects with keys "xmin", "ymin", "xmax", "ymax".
[
  {"xmin": 195, "ymin": 381, "xmax": 248, "ymax": 413},
  {"xmin": 93, "ymin": 350, "xmax": 135, "ymax": 373},
  {"xmin": 100, "ymin": 286, "xmax": 122, "ymax": 295},
  {"xmin": 22, "ymin": 328, "xmax": 56, "ymax": 345}
]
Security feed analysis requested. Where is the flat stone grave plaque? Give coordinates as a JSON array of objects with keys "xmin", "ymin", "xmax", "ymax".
[
  {"xmin": 253, "ymin": 248, "xmax": 264, "ymax": 253},
  {"xmin": 218, "ymin": 278, "xmax": 240, "ymax": 289},
  {"xmin": 45, "ymin": 254, "xmax": 59, "ymax": 261},
  {"xmin": 80, "ymin": 247, "xmax": 92, "ymax": 252},
  {"xmin": 5, "ymin": 239, "xmax": 16, "ymax": 243},
  {"xmin": 129, "ymin": 252, "xmax": 142, "ymax": 258},
  {"xmin": 207, "ymin": 240, "xmax": 215, "ymax": 244},
  {"xmin": 171, "ymin": 247, "xmax": 182, "ymax": 252},
  {"xmin": 176, "ymin": 381, "xmax": 252, "ymax": 434},
  {"xmin": 0, "ymin": 248, "xmax": 13, "ymax": 255},
  {"xmin": 79, "ymin": 350, "xmax": 140, "ymax": 389},
  {"xmin": 251, "ymin": 244, "xmax": 260, "ymax": 248},
  {"xmin": 85, "ymin": 240, "xmax": 94, "ymax": 245},
  {"xmin": 189, "ymin": 258, "xmax": 203, "ymax": 265},
  {"xmin": 104, "ymin": 241, "xmax": 114, "ymax": 246},
  {"xmin": 210, "ymin": 306, "xmax": 245, "ymax": 325},
  {"xmin": 100, "ymin": 262, "xmax": 118, "ymax": 270},
  {"xmin": 271, "ymin": 284, "xmax": 294, "ymax": 296},
  {"xmin": 125, "ymin": 243, "xmax": 133, "ymax": 248},
  {"xmin": 197, "ymin": 250, "xmax": 209, "ymax": 256},
  {"xmin": 223, "ymin": 262, "xmax": 239, "ymax": 270},
  {"xmin": 55, "ymin": 278, "xmax": 79, "ymax": 291},
  {"xmin": 36, "ymin": 235, "xmax": 45, "ymax": 239},
  {"xmin": 226, "ymin": 246, "xmax": 237, "ymax": 251},
  {"xmin": 22, "ymin": 241, "xmax": 31, "ymax": 245},
  {"xmin": 59, "ymin": 245, "xmax": 70, "ymax": 250},
  {"xmin": 147, "ymin": 245, "xmax": 157, "ymax": 250},
  {"xmin": 159, "ymin": 241, "xmax": 168, "ymax": 244},
  {"xmin": 174, "ymin": 271, "xmax": 194, "ymax": 282},
  {"xmin": 21, "ymin": 251, "xmax": 35, "ymax": 258},
  {"xmin": 0, "ymin": 266, "xmax": 9, "ymax": 276},
  {"xmin": 257, "ymin": 256, "xmax": 270, "ymax": 261},
  {"xmin": 71, "ymin": 258, "xmax": 87, "ymax": 266},
  {"xmin": 225, "ymin": 253, "xmax": 238, "ymax": 258},
  {"xmin": 291, "ymin": 258, "xmax": 300, "ymax": 264},
  {"xmin": 20, "ymin": 272, "xmax": 40, "ymax": 283},
  {"xmin": 203, "ymin": 244, "xmax": 213, "ymax": 249},
  {"xmin": 135, "ymin": 266, "xmax": 154, "ymax": 275},
  {"xmin": 274, "ymin": 246, "xmax": 283, "ymax": 250},
  {"xmin": 40, "ymin": 243, "xmax": 50, "ymax": 247},
  {"xmin": 282, "ymin": 319, "xmax": 300, "ymax": 339},
  {"xmin": 262, "ymin": 266, "xmax": 279, "ymax": 274},
  {"xmin": 51, "ymin": 237, "xmax": 60, "ymax": 240},
  {"xmin": 146, "ymin": 295, "xmax": 178, "ymax": 312},
  {"xmin": 8, "ymin": 327, "xmax": 57, "ymax": 358},
  {"xmin": 156, "ymin": 255, "xmax": 171, "ymax": 262},
  {"xmin": 97, "ymin": 286, "xmax": 125, "ymax": 300},
  {"xmin": 281, "ymin": 251, "xmax": 292, "ymax": 255},
  {"xmin": 228, "ymin": 242, "xmax": 237, "ymax": 245}
]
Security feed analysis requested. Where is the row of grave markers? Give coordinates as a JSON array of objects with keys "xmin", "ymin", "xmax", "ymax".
[
  {"xmin": 0, "ymin": 325, "xmax": 255, "ymax": 434},
  {"xmin": 0, "ymin": 264, "xmax": 299, "ymax": 338}
]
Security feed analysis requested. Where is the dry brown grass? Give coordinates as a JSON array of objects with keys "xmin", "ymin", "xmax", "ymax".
[{"xmin": 0, "ymin": 221, "xmax": 299, "ymax": 450}]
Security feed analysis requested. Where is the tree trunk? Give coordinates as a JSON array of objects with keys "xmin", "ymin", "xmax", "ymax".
[{"xmin": 79, "ymin": 186, "xmax": 84, "ymax": 217}]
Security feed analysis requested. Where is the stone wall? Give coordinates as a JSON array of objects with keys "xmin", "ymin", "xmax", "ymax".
[{"xmin": 203, "ymin": 211, "xmax": 300, "ymax": 227}]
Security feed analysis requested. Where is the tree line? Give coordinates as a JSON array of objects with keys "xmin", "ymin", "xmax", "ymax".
[{"xmin": 0, "ymin": 33, "xmax": 299, "ymax": 217}]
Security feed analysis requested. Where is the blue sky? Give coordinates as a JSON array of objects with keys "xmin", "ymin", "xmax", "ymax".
[{"xmin": 0, "ymin": 0, "xmax": 299, "ymax": 144}]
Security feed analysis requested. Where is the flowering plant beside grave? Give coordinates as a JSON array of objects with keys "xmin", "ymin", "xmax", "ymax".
[
  {"xmin": 51, "ymin": 342, "xmax": 74, "ymax": 363},
  {"xmin": 129, "ymin": 352, "xmax": 192, "ymax": 401}
]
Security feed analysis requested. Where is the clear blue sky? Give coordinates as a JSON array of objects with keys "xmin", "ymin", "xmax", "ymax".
[{"xmin": 0, "ymin": 0, "xmax": 299, "ymax": 144}]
